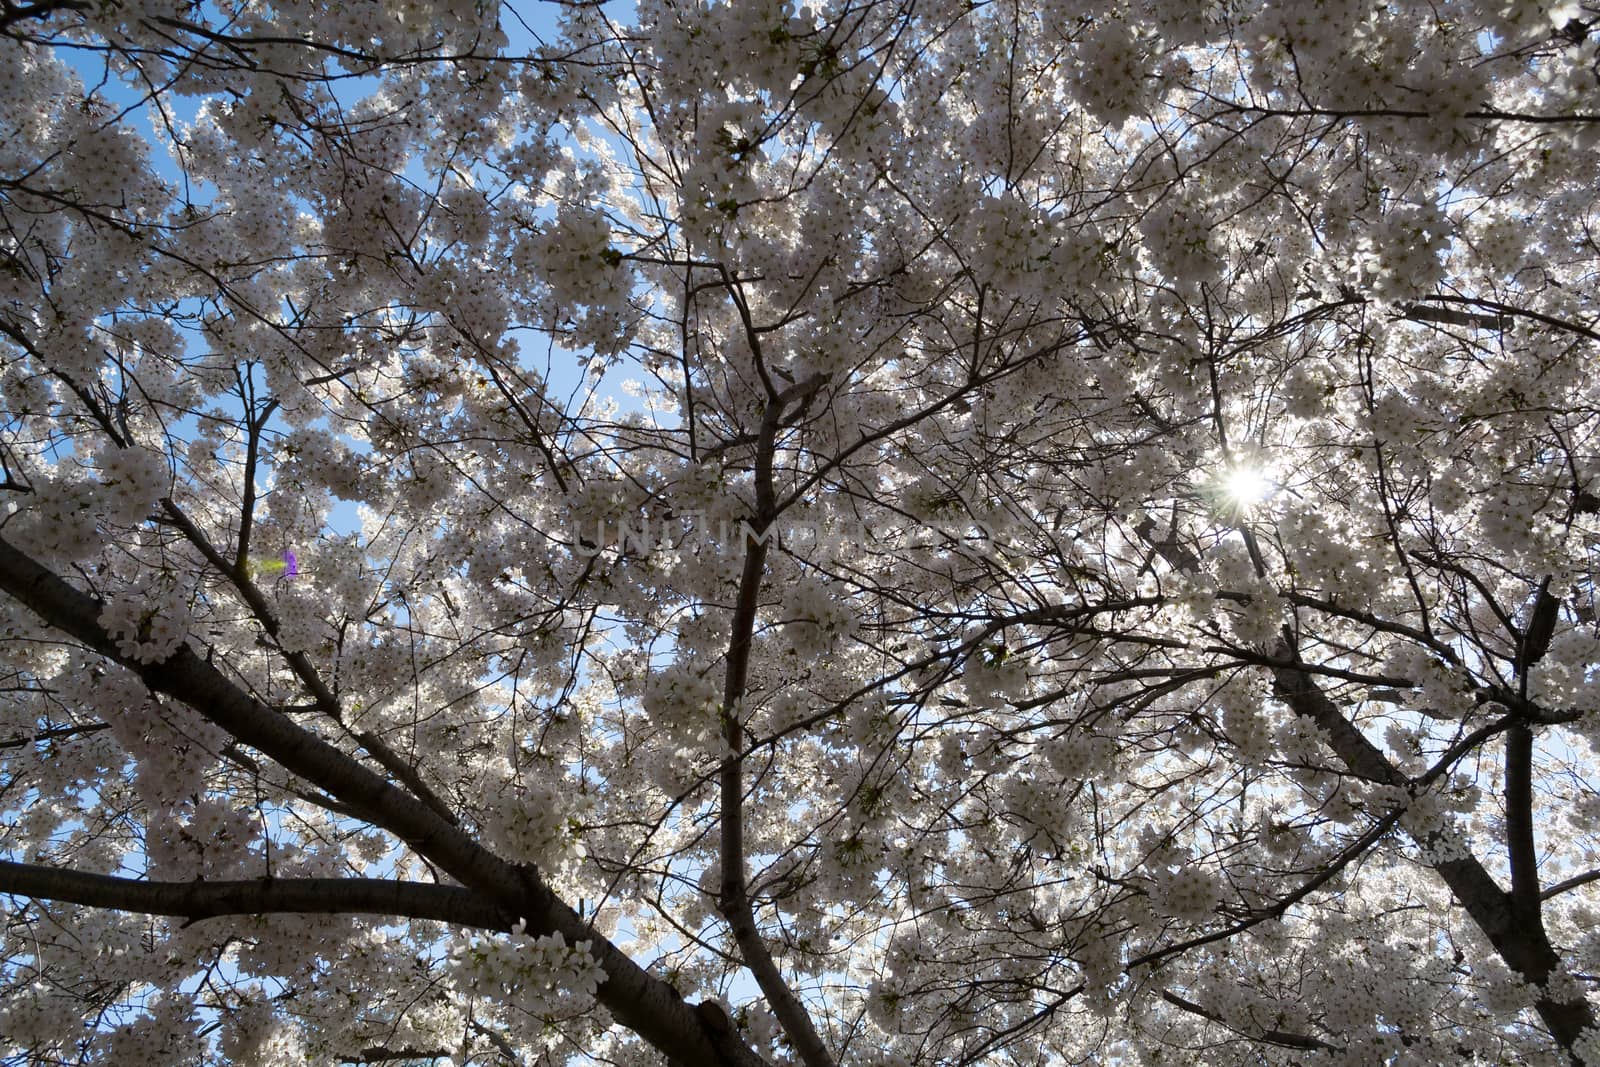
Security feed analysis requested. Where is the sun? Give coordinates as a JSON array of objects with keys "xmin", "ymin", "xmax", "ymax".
[{"xmin": 1221, "ymin": 464, "xmax": 1272, "ymax": 507}]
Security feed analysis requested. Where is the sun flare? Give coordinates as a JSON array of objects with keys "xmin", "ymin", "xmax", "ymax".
[{"xmin": 1222, "ymin": 464, "xmax": 1271, "ymax": 506}]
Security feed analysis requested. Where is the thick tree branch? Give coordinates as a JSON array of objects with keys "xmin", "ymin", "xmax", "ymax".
[
  {"xmin": 0, "ymin": 861, "xmax": 510, "ymax": 929},
  {"xmin": 0, "ymin": 0, "xmax": 86, "ymax": 33},
  {"xmin": 1419, "ymin": 295, "xmax": 1600, "ymax": 344},
  {"xmin": 1507, "ymin": 583, "xmax": 1561, "ymax": 924},
  {"xmin": 0, "ymin": 533, "xmax": 771, "ymax": 1067},
  {"xmin": 1506, "ymin": 722, "xmax": 1541, "ymax": 923},
  {"xmin": 1400, "ymin": 304, "xmax": 1512, "ymax": 330}
]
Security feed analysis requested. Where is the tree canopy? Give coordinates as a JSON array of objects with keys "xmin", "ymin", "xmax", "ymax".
[{"xmin": 3, "ymin": 0, "xmax": 1600, "ymax": 1063}]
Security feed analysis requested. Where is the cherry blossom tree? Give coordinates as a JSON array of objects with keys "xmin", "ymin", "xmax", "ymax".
[{"xmin": 4, "ymin": 0, "xmax": 1600, "ymax": 1063}]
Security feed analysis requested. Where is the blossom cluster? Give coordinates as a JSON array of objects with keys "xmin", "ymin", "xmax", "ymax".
[
  {"xmin": 449, "ymin": 926, "xmax": 605, "ymax": 1050},
  {"xmin": 98, "ymin": 583, "xmax": 192, "ymax": 665}
]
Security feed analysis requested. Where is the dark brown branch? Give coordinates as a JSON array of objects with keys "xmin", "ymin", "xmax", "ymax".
[
  {"xmin": 1221, "ymin": 102, "xmax": 1600, "ymax": 125},
  {"xmin": 0, "ymin": 0, "xmax": 86, "ymax": 33},
  {"xmin": 0, "ymin": 861, "xmax": 510, "ymax": 929},
  {"xmin": 340, "ymin": 1050, "xmax": 452, "ymax": 1065},
  {"xmin": 1420, "ymin": 295, "xmax": 1600, "ymax": 344},
  {"xmin": 1542, "ymin": 868, "xmax": 1600, "ymax": 901},
  {"xmin": 1401, "ymin": 304, "xmax": 1512, "ymax": 330},
  {"xmin": 233, "ymin": 392, "xmax": 278, "ymax": 573},
  {"xmin": 1507, "ymin": 723, "xmax": 1541, "ymax": 924},
  {"xmin": 0, "ymin": 722, "xmax": 111, "ymax": 750},
  {"xmin": 1508, "ymin": 583, "xmax": 1560, "ymax": 923}
]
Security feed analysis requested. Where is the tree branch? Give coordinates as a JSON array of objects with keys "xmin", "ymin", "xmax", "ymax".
[
  {"xmin": 1160, "ymin": 989, "xmax": 1336, "ymax": 1052},
  {"xmin": 1127, "ymin": 808, "xmax": 1405, "ymax": 971},
  {"xmin": 340, "ymin": 1050, "xmax": 452, "ymax": 1065},
  {"xmin": 1508, "ymin": 583, "xmax": 1560, "ymax": 923},
  {"xmin": 0, "ymin": 533, "xmax": 771, "ymax": 1067},
  {"xmin": 716, "ymin": 381, "xmax": 837, "ymax": 1067},
  {"xmin": 1542, "ymin": 868, "xmax": 1600, "ymax": 901},
  {"xmin": 160, "ymin": 499, "xmax": 462, "ymax": 828},
  {"xmin": 1506, "ymin": 722, "xmax": 1542, "ymax": 923},
  {"xmin": 1419, "ymin": 295, "xmax": 1600, "ymax": 344},
  {"xmin": 1400, "ymin": 304, "xmax": 1512, "ymax": 330},
  {"xmin": 0, "ymin": 861, "xmax": 511, "ymax": 929},
  {"xmin": 1270, "ymin": 640, "xmax": 1593, "ymax": 1061}
]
